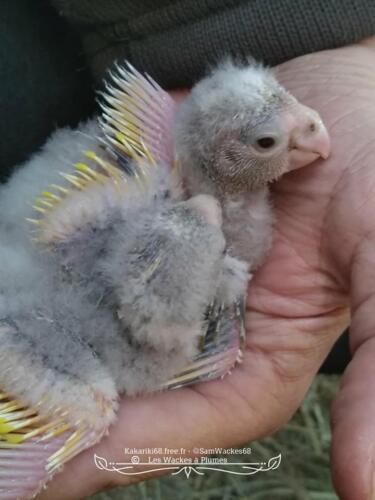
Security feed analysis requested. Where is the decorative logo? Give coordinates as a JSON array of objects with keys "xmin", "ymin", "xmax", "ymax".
[{"xmin": 94, "ymin": 453, "xmax": 281, "ymax": 479}]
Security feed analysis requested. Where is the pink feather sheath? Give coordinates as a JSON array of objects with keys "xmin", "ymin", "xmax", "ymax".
[
  {"xmin": 0, "ymin": 316, "xmax": 117, "ymax": 499},
  {"xmin": 0, "ymin": 361, "xmax": 116, "ymax": 498},
  {"xmin": 99, "ymin": 61, "xmax": 177, "ymax": 167}
]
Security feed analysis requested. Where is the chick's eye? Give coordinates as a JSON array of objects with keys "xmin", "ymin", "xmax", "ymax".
[{"xmin": 256, "ymin": 136, "xmax": 276, "ymax": 149}]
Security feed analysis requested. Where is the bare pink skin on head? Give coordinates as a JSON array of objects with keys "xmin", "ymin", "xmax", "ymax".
[{"xmin": 284, "ymin": 102, "xmax": 331, "ymax": 171}]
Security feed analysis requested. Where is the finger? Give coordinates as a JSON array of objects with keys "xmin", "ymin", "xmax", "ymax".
[
  {"xmin": 331, "ymin": 340, "xmax": 375, "ymax": 500},
  {"xmin": 331, "ymin": 234, "xmax": 375, "ymax": 500}
]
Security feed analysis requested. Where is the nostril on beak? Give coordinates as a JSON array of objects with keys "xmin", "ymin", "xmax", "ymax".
[
  {"xmin": 289, "ymin": 115, "xmax": 330, "ymax": 161},
  {"xmin": 283, "ymin": 104, "xmax": 331, "ymax": 164}
]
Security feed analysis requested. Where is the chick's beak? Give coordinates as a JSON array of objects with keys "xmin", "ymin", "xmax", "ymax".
[{"xmin": 284, "ymin": 103, "xmax": 331, "ymax": 171}]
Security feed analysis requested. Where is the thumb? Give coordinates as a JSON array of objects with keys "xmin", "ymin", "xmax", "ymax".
[{"xmin": 331, "ymin": 234, "xmax": 375, "ymax": 500}]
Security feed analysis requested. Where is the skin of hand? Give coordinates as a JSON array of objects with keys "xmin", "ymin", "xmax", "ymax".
[{"xmin": 37, "ymin": 36, "xmax": 375, "ymax": 500}]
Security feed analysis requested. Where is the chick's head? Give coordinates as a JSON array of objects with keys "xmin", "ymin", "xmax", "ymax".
[{"xmin": 175, "ymin": 60, "xmax": 330, "ymax": 196}]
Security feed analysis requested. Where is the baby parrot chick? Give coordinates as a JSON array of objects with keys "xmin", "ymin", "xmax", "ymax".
[{"xmin": 0, "ymin": 59, "xmax": 330, "ymax": 499}]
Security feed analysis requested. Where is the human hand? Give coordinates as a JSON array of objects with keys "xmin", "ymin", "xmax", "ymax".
[{"xmin": 38, "ymin": 37, "xmax": 375, "ymax": 500}]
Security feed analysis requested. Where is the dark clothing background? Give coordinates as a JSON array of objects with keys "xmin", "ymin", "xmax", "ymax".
[
  {"xmin": 1, "ymin": 0, "xmax": 368, "ymax": 371},
  {"xmin": 51, "ymin": 0, "xmax": 375, "ymax": 88},
  {"xmin": 0, "ymin": 0, "xmax": 94, "ymax": 181}
]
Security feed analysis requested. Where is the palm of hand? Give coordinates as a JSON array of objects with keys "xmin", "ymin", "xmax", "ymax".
[{"xmin": 39, "ymin": 41, "xmax": 375, "ymax": 500}]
